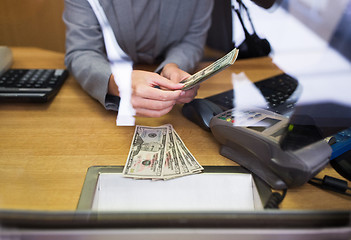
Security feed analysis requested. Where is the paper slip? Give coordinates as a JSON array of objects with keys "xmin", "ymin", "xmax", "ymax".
[{"xmin": 87, "ymin": 0, "xmax": 135, "ymax": 126}]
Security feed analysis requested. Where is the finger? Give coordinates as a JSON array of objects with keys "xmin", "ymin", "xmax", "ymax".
[
  {"xmin": 152, "ymin": 75, "xmax": 185, "ymax": 90},
  {"xmin": 132, "ymin": 95, "xmax": 176, "ymax": 110},
  {"xmin": 160, "ymin": 64, "xmax": 191, "ymax": 83},
  {"xmin": 178, "ymin": 72, "xmax": 191, "ymax": 83},
  {"xmin": 134, "ymin": 84, "xmax": 183, "ymax": 101},
  {"xmin": 165, "ymin": 71, "xmax": 190, "ymax": 84},
  {"xmin": 176, "ymin": 95, "xmax": 196, "ymax": 104},
  {"xmin": 175, "ymin": 86, "xmax": 199, "ymax": 104},
  {"xmin": 176, "ymin": 96, "xmax": 194, "ymax": 104}
]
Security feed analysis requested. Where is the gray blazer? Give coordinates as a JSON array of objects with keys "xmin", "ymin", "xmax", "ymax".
[{"xmin": 63, "ymin": 0, "xmax": 214, "ymax": 109}]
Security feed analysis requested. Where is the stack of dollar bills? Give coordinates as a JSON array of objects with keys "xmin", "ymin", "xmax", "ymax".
[
  {"xmin": 123, "ymin": 124, "xmax": 203, "ymax": 180},
  {"xmin": 181, "ymin": 48, "xmax": 239, "ymax": 90}
]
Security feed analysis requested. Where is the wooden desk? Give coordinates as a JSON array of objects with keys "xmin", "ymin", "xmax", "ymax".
[{"xmin": 0, "ymin": 47, "xmax": 350, "ymax": 211}]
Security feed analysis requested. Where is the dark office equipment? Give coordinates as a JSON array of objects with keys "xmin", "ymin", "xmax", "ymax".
[
  {"xmin": 330, "ymin": 150, "xmax": 351, "ymax": 182},
  {"xmin": 182, "ymin": 98, "xmax": 223, "ymax": 131},
  {"xmin": 328, "ymin": 128, "xmax": 351, "ymax": 181},
  {"xmin": 279, "ymin": 102, "xmax": 351, "ymax": 151},
  {"xmin": 206, "ymin": 73, "xmax": 300, "ymax": 115},
  {"xmin": 182, "ymin": 73, "xmax": 300, "ymax": 131},
  {"xmin": 209, "ymin": 108, "xmax": 331, "ymax": 189},
  {"xmin": 0, "ymin": 68, "xmax": 68, "ymax": 102},
  {"xmin": 329, "ymin": 128, "xmax": 351, "ymax": 160}
]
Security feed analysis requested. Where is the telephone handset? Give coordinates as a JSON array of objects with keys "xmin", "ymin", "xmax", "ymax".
[
  {"xmin": 210, "ymin": 108, "xmax": 332, "ymax": 189},
  {"xmin": 0, "ymin": 46, "xmax": 13, "ymax": 75}
]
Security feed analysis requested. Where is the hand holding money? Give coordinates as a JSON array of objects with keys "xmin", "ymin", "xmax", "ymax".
[
  {"xmin": 123, "ymin": 124, "xmax": 203, "ymax": 180},
  {"xmin": 180, "ymin": 48, "xmax": 239, "ymax": 90}
]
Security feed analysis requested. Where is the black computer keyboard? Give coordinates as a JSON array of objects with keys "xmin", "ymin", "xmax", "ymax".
[
  {"xmin": 0, "ymin": 68, "xmax": 68, "ymax": 102},
  {"xmin": 205, "ymin": 73, "xmax": 301, "ymax": 116}
]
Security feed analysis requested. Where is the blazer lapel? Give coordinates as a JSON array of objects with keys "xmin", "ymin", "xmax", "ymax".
[
  {"xmin": 100, "ymin": 0, "xmax": 138, "ymax": 61},
  {"xmin": 154, "ymin": 0, "xmax": 181, "ymax": 57}
]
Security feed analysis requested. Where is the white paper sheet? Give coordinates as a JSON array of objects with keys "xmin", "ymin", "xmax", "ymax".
[{"xmin": 92, "ymin": 173, "xmax": 262, "ymax": 212}]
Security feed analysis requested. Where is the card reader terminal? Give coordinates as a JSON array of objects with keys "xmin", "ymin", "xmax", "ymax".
[{"xmin": 210, "ymin": 108, "xmax": 332, "ymax": 189}]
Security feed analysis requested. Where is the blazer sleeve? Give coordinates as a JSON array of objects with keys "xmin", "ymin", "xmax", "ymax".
[
  {"xmin": 63, "ymin": 0, "xmax": 114, "ymax": 109},
  {"xmin": 155, "ymin": 0, "xmax": 214, "ymax": 74}
]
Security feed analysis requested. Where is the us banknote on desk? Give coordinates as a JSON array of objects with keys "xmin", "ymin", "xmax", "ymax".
[
  {"xmin": 181, "ymin": 48, "xmax": 239, "ymax": 90},
  {"xmin": 123, "ymin": 124, "xmax": 203, "ymax": 180}
]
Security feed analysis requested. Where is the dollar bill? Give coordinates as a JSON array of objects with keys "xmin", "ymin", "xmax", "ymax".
[
  {"xmin": 181, "ymin": 48, "xmax": 239, "ymax": 90},
  {"xmin": 172, "ymin": 129, "xmax": 204, "ymax": 174},
  {"xmin": 123, "ymin": 124, "xmax": 203, "ymax": 180},
  {"xmin": 162, "ymin": 124, "xmax": 183, "ymax": 179},
  {"xmin": 123, "ymin": 125, "xmax": 168, "ymax": 179}
]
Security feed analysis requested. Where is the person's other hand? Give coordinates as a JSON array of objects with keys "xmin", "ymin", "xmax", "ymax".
[{"xmin": 161, "ymin": 63, "xmax": 199, "ymax": 104}]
